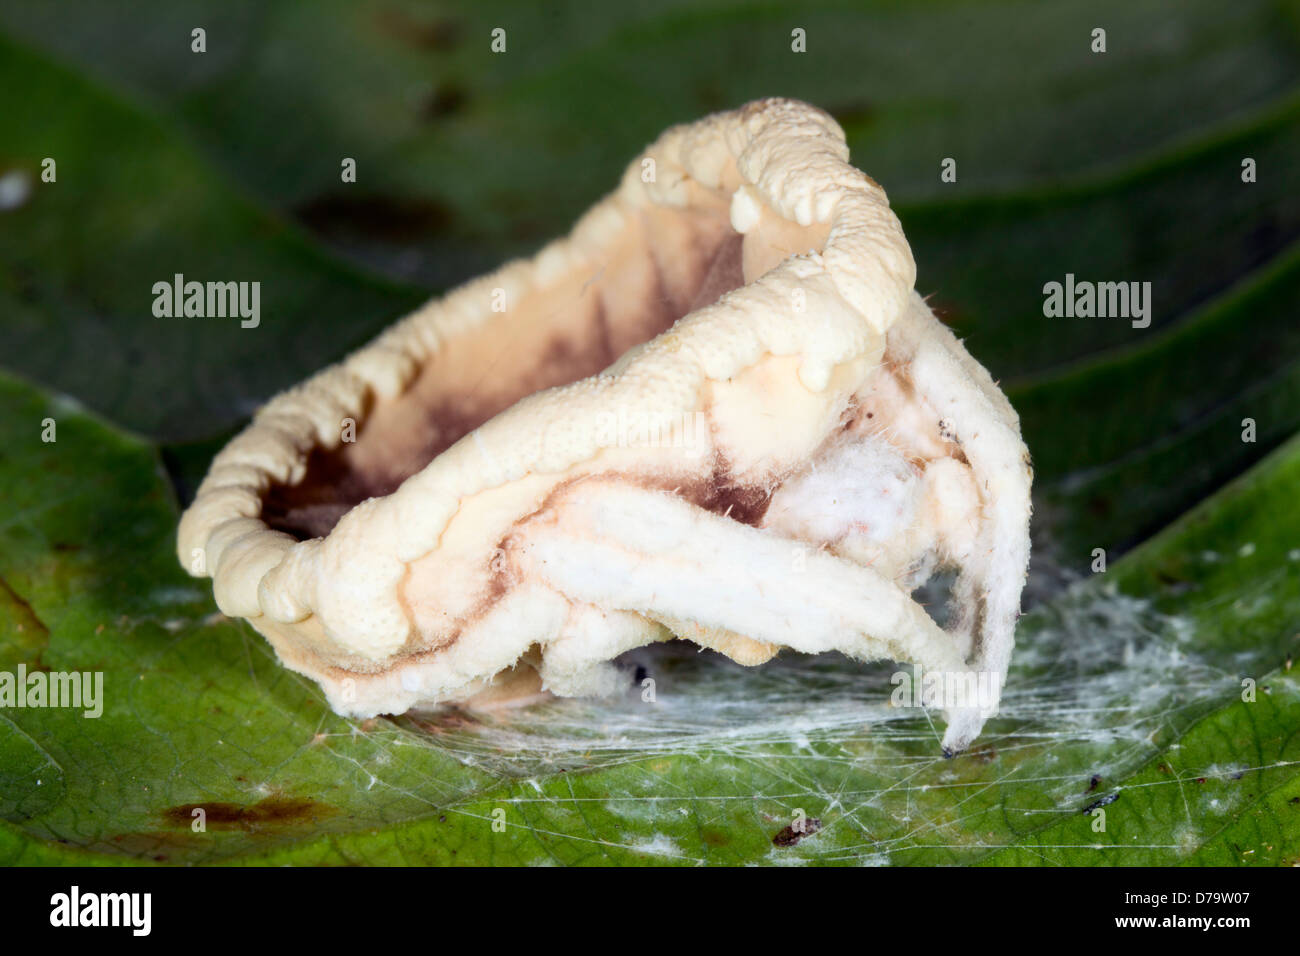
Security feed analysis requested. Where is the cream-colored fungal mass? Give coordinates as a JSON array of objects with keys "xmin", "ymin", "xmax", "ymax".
[{"xmin": 178, "ymin": 98, "xmax": 1032, "ymax": 753}]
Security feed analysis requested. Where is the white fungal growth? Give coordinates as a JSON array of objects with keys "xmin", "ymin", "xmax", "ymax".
[{"xmin": 178, "ymin": 98, "xmax": 1032, "ymax": 753}]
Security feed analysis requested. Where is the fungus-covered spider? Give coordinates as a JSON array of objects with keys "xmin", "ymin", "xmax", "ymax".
[{"xmin": 179, "ymin": 98, "xmax": 1031, "ymax": 753}]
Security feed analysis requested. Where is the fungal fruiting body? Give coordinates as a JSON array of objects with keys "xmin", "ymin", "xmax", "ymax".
[{"xmin": 178, "ymin": 98, "xmax": 1032, "ymax": 753}]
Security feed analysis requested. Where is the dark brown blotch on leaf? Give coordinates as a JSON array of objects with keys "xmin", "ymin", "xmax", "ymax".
[{"xmin": 161, "ymin": 795, "xmax": 338, "ymax": 831}]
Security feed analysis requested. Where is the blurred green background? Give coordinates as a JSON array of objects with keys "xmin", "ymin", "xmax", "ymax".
[{"xmin": 1, "ymin": 1, "xmax": 1299, "ymax": 866}]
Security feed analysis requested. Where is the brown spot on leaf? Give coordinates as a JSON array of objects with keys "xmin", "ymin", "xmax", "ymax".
[
  {"xmin": 0, "ymin": 574, "xmax": 49, "ymax": 669},
  {"xmin": 702, "ymin": 829, "xmax": 728, "ymax": 848},
  {"xmin": 103, "ymin": 829, "xmax": 213, "ymax": 860},
  {"xmin": 295, "ymin": 193, "xmax": 454, "ymax": 243},
  {"xmin": 374, "ymin": 9, "xmax": 461, "ymax": 50},
  {"xmin": 160, "ymin": 795, "xmax": 338, "ymax": 832},
  {"xmin": 421, "ymin": 84, "xmax": 468, "ymax": 120}
]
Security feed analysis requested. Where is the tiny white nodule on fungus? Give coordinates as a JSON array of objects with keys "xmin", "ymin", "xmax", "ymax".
[{"xmin": 178, "ymin": 99, "xmax": 1032, "ymax": 753}]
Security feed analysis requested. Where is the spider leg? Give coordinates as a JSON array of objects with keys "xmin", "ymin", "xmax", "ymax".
[
  {"xmin": 512, "ymin": 479, "xmax": 972, "ymax": 699},
  {"xmin": 884, "ymin": 293, "xmax": 1033, "ymax": 753},
  {"xmin": 537, "ymin": 603, "xmax": 665, "ymax": 697}
]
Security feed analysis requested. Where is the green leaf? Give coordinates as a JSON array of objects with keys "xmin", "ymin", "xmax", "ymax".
[
  {"xmin": 1015, "ymin": 241, "xmax": 1300, "ymax": 564},
  {"xmin": 907, "ymin": 94, "xmax": 1300, "ymax": 375},
  {"xmin": 0, "ymin": 32, "xmax": 427, "ymax": 441}
]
